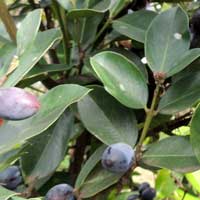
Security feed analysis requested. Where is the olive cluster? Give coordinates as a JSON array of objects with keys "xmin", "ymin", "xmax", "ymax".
[{"xmin": 128, "ymin": 182, "xmax": 156, "ymax": 200}]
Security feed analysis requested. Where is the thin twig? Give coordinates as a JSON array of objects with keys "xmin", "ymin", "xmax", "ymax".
[
  {"xmin": 136, "ymin": 84, "xmax": 161, "ymax": 157},
  {"xmin": 181, "ymin": 191, "xmax": 187, "ymax": 200},
  {"xmin": 0, "ymin": 0, "xmax": 17, "ymax": 42},
  {"xmin": 29, "ymin": 86, "xmax": 45, "ymax": 93},
  {"xmin": 52, "ymin": 1, "xmax": 71, "ymax": 65}
]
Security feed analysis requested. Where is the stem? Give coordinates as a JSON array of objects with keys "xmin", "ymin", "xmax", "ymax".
[
  {"xmin": 0, "ymin": 0, "xmax": 17, "ymax": 42},
  {"xmin": 91, "ymin": 0, "xmax": 135, "ymax": 50},
  {"xmin": 0, "ymin": 76, "xmax": 8, "ymax": 87},
  {"xmin": 52, "ymin": 1, "xmax": 71, "ymax": 65},
  {"xmin": 69, "ymin": 132, "xmax": 90, "ymax": 185},
  {"xmin": 136, "ymin": 84, "xmax": 161, "ymax": 153},
  {"xmin": 85, "ymin": 18, "xmax": 112, "ymax": 52},
  {"xmin": 43, "ymin": 7, "xmax": 60, "ymax": 64},
  {"xmin": 94, "ymin": 19, "xmax": 111, "ymax": 44},
  {"xmin": 29, "ymin": 86, "xmax": 45, "ymax": 93},
  {"xmin": 181, "ymin": 191, "xmax": 186, "ymax": 200}
]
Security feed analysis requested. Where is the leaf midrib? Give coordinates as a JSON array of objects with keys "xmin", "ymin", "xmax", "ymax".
[
  {"xmin": 89, "ymin": 96, "xmax": 132, "ymax": 143},
  {"xmin": 159, "ymin": 11, "xmax": 176, "ymax": 72}
]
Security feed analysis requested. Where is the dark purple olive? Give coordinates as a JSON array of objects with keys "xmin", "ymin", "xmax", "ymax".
[
  {"xmin": 101, "ymin": 143, "xmax": 135, "ymax": 173},
  {"xmin": 139, "ymin": 182, "xmax": 150, "ymax": 194},
  {"xmin": 45, "ymin": 184, "xmax": 75, "ymax": 200},
  {"xmin": 141, "ymin": 187, "xmax": 156, "ymax": 200},
  {"xmin": 0, "ymin": 166, "xmax": 22, "ymax": 190}
]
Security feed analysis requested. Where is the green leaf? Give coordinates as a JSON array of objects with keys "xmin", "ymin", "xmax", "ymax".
[
  {"xmin": 16, "ymin": 9, "xmax": 42, "ymax": 56},
  {"xmin": 0, "ymin": 186, "xmax": 16, "ymax": 200},
  {"xmin": 10, "ymin": 197, "xmax": 42, "ymax": 200},
  {"xmin": 56, "ymin": 0, "xmax": 85, "ymax": 10},
  {"xmin": 191, "ymin": 104, "xmax": 200, "ymax": 163},
  {"xmin": 79, "ymin": 166, "xmax": 122, "ymax": 198},
  {"xmin": 174, "ymin": 189, "xmax": 199, "ymax": 200},
  {"xmin": 17, "ymin": 74, "xmax": 46, "ymax": 88},
  {"xmin": 114, "ymin": 192, "xmax": 137, "ymax": 200},
  {"xmin": 90, "ymin": 51, "xmax": 148, "ymax": 109},
  {"xmin": 3, "ymin": 28, "xmax": 62, "ymax": 87},
  {"xmin": 142, "ymin": 136, "xmax": 200, "ymax": 173},
  {"xmin": 104, "ymin": 30, "xmax": 121, "ymax": 45},
  {"xmin": 185, "ymin": 170, "xmax": 200, "ymax": 193},
  {"xmin": 91, "ymin": 0, "xmax": 111, "ymax": 11},
  {"xmin": 0, "ymin": 21, "xmax": 10, "ymax": 41},
  {"xmin": 172, "ymin": 59, "xmax": 200, "ymax": 83},
  {"xmin": 158, "ymin": 71, "xmax": 200, "ymax": 114},
  {"xmin": 113, "ymin": 10, "xmax": 157, "ymax": 43},
  {"xmin": 25, "ymin": 64, "xmax": 72, "ymax": 79},
  {"xmin": 21, "ymin": 110, "xmax": 74, "ymax": 186},
  {"xmin": 78, "ymin": 86, "xmax": 138, "ymax": 146},
  {"xmin": 0, "ymin": 35, "xmax": 10, "ymax": 47},
  {"xmin": 167, "ymin": 48, "xmax": 200, "ymax": 77},
  {"xmin": 0, "ymin": 84, "xmax": 91, "ymax": 155},
  {"xmin": 0, "ymin": 43, "xmax": 16, "ymax": 77},
  {"xmin": 145, "ymin": 6, "xmax": 192, "ymax": 77},
  {"xmin": 67, "ymin": 9, "xmax": 104, "ymax": 50},
  {"xmin": 109, "ymin": 48, "xmax": 148, "ymax": 82},
  {"xmin": 109, "ymin": 0, "xmax": 128, "ymax": 18},
  {"xmin": 56, "ymin": 0, "xmax": 109, "ymax": 10},
  {"xmin": 0, "ymin": 148, "xmax": 22, "ymax": 171},
  {"xmin": 56, "ymin": 0, "xmax": 75, "ymax": 10},
  {"xmin": 67, "ymin": 9, "xmax": 104, "ymax": 18},
  {"xmin": 155, "ymin": 169, "xmax": 177, "ymax": 198},
  {"xmin": 75, "ymin": 145, "xmax": 106, "ymax": 189}
]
